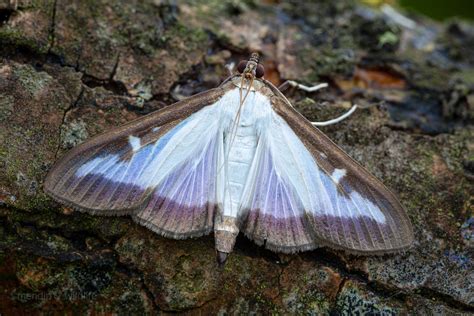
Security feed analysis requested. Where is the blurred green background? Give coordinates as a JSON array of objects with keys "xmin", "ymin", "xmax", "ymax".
[
  {"xmin": 363, "ymin": 0, "xmax": 474, "ymax": 21},
  {"xmin": 397, "ymin": 0, "xmax": 474, "ymax": 21}
]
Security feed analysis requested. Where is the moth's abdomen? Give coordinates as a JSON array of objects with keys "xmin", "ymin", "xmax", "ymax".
[
  {"xmin": 215, "ymin": 127, "xmax": 258, "ymax": 256},
  {"xmin": 224, "ymin": 126, "xmax": 258, "ymax": 217}
]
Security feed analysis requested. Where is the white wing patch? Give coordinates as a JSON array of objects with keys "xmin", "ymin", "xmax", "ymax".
[
  {"xmin": 76, "ymin": 155, "xmax": 119, "ymax": 178},
  {"xmin": 128, "ymin": 135, "xmax": 141, "ymax": 152},
  {"xmin": 73, "ymin": 106, "xmax": 220, "ymax": 191},
  {"xmin": 331, "ymin": 168, "xmax": 346, "ymax": 185}
]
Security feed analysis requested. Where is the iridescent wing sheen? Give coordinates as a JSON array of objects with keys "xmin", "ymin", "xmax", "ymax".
[
  {"xmin": 239, "ymin": 88, "xmax": 414, "ymax": 254},
  {"xmin": 44, "ymin": 85, "xmax": 228, "ymax": 237}
]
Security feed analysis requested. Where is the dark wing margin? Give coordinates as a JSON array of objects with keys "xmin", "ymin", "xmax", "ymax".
[
  {"xmin": 246, "ymin": 81, "xmax": 414, "ymax": 254},
  {"xmin": 44, "ymin": 83, "xmax": 230, "ymax": 216}
]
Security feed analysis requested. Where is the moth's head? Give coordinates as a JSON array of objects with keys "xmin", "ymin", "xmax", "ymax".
[{"xmin": 237, "ymin": 52, "xmax": 265, "ymax": 79}]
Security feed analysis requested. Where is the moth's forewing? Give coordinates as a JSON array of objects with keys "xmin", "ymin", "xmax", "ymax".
[
  {"xmin": 44, "ymin": 83, "xmax": 230, "ymax": 218},
  {"xmin": 244, "ymin": 80, "xmax": 414, "ymax": 254}
]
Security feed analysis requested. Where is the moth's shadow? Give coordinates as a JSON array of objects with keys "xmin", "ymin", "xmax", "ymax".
[
  {"xmin": 232, "ymin": 233, "xmax": 289, "ymax": 263},
  {"xmin": 231, "ymin": 232, "xmax": 353, "ymax": 269}
]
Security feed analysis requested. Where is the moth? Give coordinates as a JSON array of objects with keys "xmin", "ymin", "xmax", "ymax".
[{"xmin": 45, "ymin": 53, "xmax": 414, "ymax": 264}]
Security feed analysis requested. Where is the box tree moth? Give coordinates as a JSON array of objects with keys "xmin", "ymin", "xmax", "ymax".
[{"xmin": 45, "ymin": 53, "xmax": 414, "ymax": 264}]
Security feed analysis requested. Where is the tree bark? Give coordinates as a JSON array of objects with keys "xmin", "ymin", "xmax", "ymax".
[{"xmin": 0, "ymin": 0, "xmax": 473, "ymax": 314}]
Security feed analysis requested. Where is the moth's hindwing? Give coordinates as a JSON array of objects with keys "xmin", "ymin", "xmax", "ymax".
[
  {"xmin": 239, "ymin": 83, "xmax": 414, "ymax": 254},
  {"xmin": 45, "ymin": 84, "xmax": 230, "ymax": 237}
]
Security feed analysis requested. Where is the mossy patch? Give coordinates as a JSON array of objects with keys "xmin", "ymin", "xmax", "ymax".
[
  {"xmin": 60, "ymin": 119, "xmax": 89, "ymax": 149},
  {"xmin": 335, "ymin": 280, "xmax": 404, "ymax": 315},
  {"xmin": 0, "ymin": 61, "xmax": 74, "ymax": 210},
  {"xmin": 12, "ymin": 63, "xmax": 52, "ymax": 96},
  {"xmin": 0, "ymin": 0, "xmax": 55, "ymax": 55},
  {"xmin": 0, "ymin": 94, "xmax": 15, "ymax": 122},
  {"xmin": 283, "ymin": 290, "xmax": 331, "ymax": 315},
  {"xmin": 0, "ymin": 26, "xmax": 49, "ymax": 55}
]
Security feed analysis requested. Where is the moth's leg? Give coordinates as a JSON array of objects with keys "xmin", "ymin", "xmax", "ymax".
[
  {"xmin": 278, "ymin": 80, "xmax": 328, "ymax": 92},
  {"xmin": 278, "ymin": 80, "xmax": 358, "ymax": 125},
  {"xmin": 311, "ymin": 104, "xmax": 358, "ymax": 126}
]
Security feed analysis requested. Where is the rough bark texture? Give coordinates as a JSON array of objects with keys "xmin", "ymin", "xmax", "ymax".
[{"xmin": 0, "ymin": 0, "xmax": 473, "ymax": 314}]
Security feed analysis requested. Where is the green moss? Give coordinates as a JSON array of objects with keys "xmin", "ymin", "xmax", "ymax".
[
  {"xmin": 60, "ymin": 119, "xmax": 89, "ymax": 149},
  {"xmin": 335, "ymin": 282, "xmax": 402, "ymax": 315},
  {"xmin": 378, "ymin": 31, "xmax": 399, "ymax": 47},
  {"xmin": 176, "ymin": 0, "xmax": 256, "ymax": 48},
  {"xmin": 298, "ymin": 291, "xmax": 331, "ymax": 314},
  {"xmin": 12, "ymin": 64, "xmax": 52, "ymax": 96},
  {"xmin": 15, "ymin": 256, "xmax": 62, "ymax": 291},
  {"xmin": 163, "ymin": 22, "xmax": 208, "ymax": 54},
  {"xmin": 453, "ymin": 68, "xmax": 474, "ymax": 85},
  {"xmin": 0, "ymin": 27, "xmax": 49, "ymax": 55},
  {"xmin": 185, "ymin": 0, "xmax": 256, "ymax": 19},
  {"xmin": 111, "ymin": 287, "xmax": 149, "ymax": 315},
  {"xmin": 18, "ymin": 0, "xmax": 55, "ymax": 11},
  {"xmin": 44, "ymin": 234, "xmax": 73, "ymax": 252},
  {"xmin": 0, "ymin": 94, "xmax": 15, "ymax": 122},
  {"xmin": 299, "ymin": 46, "xmax": 356, "ymax": 82}
]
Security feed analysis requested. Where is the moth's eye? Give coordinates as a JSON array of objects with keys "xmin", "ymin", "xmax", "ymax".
[
  {"xmin": 256, "ymin": 64, "xmax": 265, "ymax": 78},
  {"xmin": 237, "ymin": 60, "xmax": 247, "ymax": 73}
]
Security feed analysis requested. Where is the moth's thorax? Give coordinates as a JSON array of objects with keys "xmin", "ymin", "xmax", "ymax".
[
  {"xmin": 219, "ymin": 87, "xmax": 273, "ymax": 135},
  {"xmin": 230, "ymin": 76, "xmax": 270, "ymax": 94}
]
